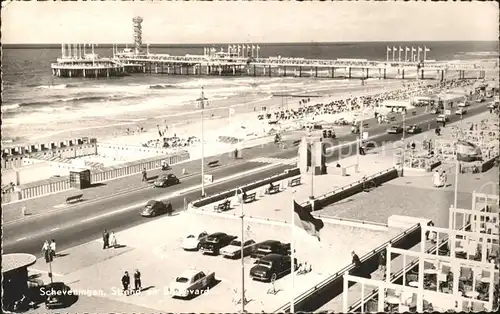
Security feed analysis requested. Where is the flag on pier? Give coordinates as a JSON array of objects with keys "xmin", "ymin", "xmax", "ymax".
[
  {"xmin": 425, "ymin": 47, "xmax": 430, "ymax": 52},
  {"xmin": 387, "ymin": 46, "xmax": 391, "ymax": 52},
  {"xmin": 293, "ymin": 201, "xmax": 324, "ymax": 241},
  {"xmin": 406, "ymin": 47, "xmax": 410, "ymax": 51},
  {"xmin": 399, "ymin": 47, "xmax": 403, "ymax": 52},
  {"xmin": 411, "ymin": 47, "xmax": 416, "ymax": 52},
  {"xmin": 418, "ymin": 47, "xmax": 423, "ymax": 52}
]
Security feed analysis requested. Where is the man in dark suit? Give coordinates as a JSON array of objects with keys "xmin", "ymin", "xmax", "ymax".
[
  {"xmin": 103, "ymin": 229, "xmax": 110, "ymax": 250},
  {"xmin": 122, "ymin": 271, "xmax": 130, "ymax": 295},
  {"xmin": 134, "ymin": 269, "xmax": 142, "ymax": 291}
]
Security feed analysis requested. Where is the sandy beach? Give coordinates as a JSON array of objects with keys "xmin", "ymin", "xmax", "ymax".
[{"xmin": 2, "ymin": 76, "xmax": 419, "ymax": 150}]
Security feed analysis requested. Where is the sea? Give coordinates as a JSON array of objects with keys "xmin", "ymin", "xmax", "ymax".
[{"xmin": 1, "ymin": 41, "xmax": 498, "ymax": 142}]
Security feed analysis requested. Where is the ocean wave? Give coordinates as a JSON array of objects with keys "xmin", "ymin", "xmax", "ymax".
[
  {"xmin": 33, "ymin": 84, "xmax": 69, "ymax": 89},
  {"xmin": 1, "ymin": 103, "xmax": 20, "ymax": 111},
  {"xmin": 10, "ymin": 94, "xmax": 140, "ymax": 110},
  {"xmin": 457, "ymin": 51, "xmax": 499, "ymax": 56}
]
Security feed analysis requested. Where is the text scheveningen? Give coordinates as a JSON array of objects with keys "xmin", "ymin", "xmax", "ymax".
[{"xmin": 40, "ymin": 287, "xmax": 105, "ymax": 297}]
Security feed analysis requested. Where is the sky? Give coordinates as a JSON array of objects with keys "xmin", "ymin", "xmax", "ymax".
[{"xmin": 1, "ymin": 1, "xmax": 498, "ymax": 44}]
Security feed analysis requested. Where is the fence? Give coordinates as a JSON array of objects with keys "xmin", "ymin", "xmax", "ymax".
[{"xmin": 2, "ymin": 151, "xmax": 190, "ymax": 204}]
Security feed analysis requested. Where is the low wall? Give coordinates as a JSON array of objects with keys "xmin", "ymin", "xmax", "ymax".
[
  {"xmin": 1, "ymin": 161, "xmax": 66, "ymax": 186},
  {"xmin": 273, "ymin": 223, "xmax": 423, "ymax": 312},
  {"xmin": 2, "ymin": 151, "xmax": 190, "ymax": 204},
  {"xmin": 191, "ymin": 168, "xmax": 301, "ymax": 208},
  {"xmin": 313, "ymin": 168, "xmax": 398, "ymax": 210}
]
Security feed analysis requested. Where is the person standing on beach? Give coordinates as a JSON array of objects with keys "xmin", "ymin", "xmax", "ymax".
[
  {"xmin": 142, "ymin": 168, "xmax": 147, "ymax": 182},
  {"xmin": 42, "ymin": 240, "xmax": 50, "ymax": 263},
  {"xmin": 49, "ymin": 239, "xmax": 56, "ymax": 259}
]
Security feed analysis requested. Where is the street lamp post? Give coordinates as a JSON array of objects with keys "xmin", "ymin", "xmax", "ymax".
[
  {"xmin": 197, "ymin": 88, "xmax": 208, "ymax": 197},
  {"xmin": 236, "ymin": 187, "xmax": 245, "ymax": 313},
  {"xmin": 401, "ymin": 112, "xmax": 407, "ymax": 176}
]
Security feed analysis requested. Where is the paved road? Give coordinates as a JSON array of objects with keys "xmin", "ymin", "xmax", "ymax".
[{"xmin": 4, "ymin": 98, "xmax": 491, "ymax": 256}]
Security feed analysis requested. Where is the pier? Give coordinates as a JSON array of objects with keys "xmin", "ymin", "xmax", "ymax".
[{"xmin": 51, "ymin": 16, "xmax": 495, "ymax": 80}]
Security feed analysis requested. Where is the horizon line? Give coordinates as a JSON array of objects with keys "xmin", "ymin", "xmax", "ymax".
[{"xmin": 2, "ymin": 40, "xmax": 498, "ymax": 47}]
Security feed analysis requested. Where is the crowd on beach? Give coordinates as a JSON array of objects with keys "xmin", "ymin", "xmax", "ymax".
[
  {"xmin": 258, "ymin": 79, "xmax": 480, "ymax": 124},
  {"xmin": 143, "ymin": 135, "xmax": 200, "ymax": 149}
]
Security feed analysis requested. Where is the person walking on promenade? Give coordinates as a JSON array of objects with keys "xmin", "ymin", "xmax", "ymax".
[
  {"xmin": 441, "ymin": 171, "xmax": 448, "ymax": 187},
  {"xmin": 42, "ymin": 240, "xmax": 50, "ymax": 263},
  {"xmin": 49, "ymin": 239, "xmax": 56, "ymax": 259},
  {"xmin": 122, "ymin": 271, "xmax": 131, "ymax": 295},
  {"xmin": 103, "ymin": 229, "xmax": 110, "ymax": 249},
  {"xmin": 142, "ymin": 168, "xmax": 147, "ymax": 182},
  {"xmin": 109, "ymin": 231, "xmax": 117, "ymax": 248},
  {"xmin": 134, "ymin": 269, "xmax": 142, "ymax": 291},
  {"xmin": 378, "ymin": 251, "xmax": 386, "ymax": 273}
]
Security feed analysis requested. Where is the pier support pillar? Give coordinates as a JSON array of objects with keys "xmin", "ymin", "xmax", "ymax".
[
  {"xmin": 348, "ymin": 67, "xmax": 351, "ymax": 79},
  {"xmin": 332, "ymin": 67, "xmax": 335, "ymax": 78},
  {"xmin": 218, "ymin": 67, "xmax": 222, "ymax": 76},
  {"xmin": 269, "ymin": 65, "xmax": 271, "ymax": 77},
  {"xmin": 83, "ymin": 69, "xmax": 86, "ymax": 77},
  {"xmin": 206, "ymin": 65, "xmax": 210, "ymax": 75},
  {"xmin": 383, "ymin": 68, "xmax": 386, "ymax": 79},
  {"xmin": 253, "ymin": 65, "xmax": 256, "ymax": 77},
  {"xmin": 107, "ymin": 69, "xmax": 109, "ymax": 78},
  {"xmin": 143, "ymin": 65, "xmax": 146, "ymax": 73},
  {"xmin": 233, "ymin": 66, "xmax": 235, "ymax": 76},
  {"xmin": 57, "ymin": 69, "xmax": 61, "ymax": 77},
  {"xmin": 366, "ymin": 68, "xmax": 369, "ymax": 79},
  {"xmin": 315, "ymin": 66, "xmax": 318, "ymax": 78},
  {"xmin": 420, "ymin": 69, "xmax": 424, "ymax": 80},
  {"xmin": 69, "ymin": 70, "xmax": 72, "ymax": 78},
  {"xmin": 378, "ymin": 68, "xmax": 381, "ymax": 80},
  {"xmin": 299, "ymin": 66, "xmax": 302, "ymax": 77},
  {"xmin": 284, "ymin": 66, "xmax": 286, "ymax": 77},
  {"xmin": 402, "ymin": 69, "xmax": 405, "ymax": 79},
  {"xmin": 263, "ymin": 66, "xmax": 266, "ymax": 76}
]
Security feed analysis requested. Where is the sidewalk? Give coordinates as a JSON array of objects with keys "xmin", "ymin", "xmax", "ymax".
[
  {"xmin": 192, "ymin": 142, "xmax": 396, "ymax": 223},
  {"xmin": 2, "ymin": 138, "xmax": 300, "ymax": 222},
  {"xmin": 27, "ymin": 208, "xmax": 391, "ymax": 313}
]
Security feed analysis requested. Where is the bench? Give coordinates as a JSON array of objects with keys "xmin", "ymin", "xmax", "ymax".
[
  {"xmin": 207, "ymin": 160, "xmax": 220, "ymax": 168},
  {"xmin": 288, "ymin": 177, "xmax": 301, "ymax": 187},
  {"xmin": 214, "ymin": 200, "xmax": 231, "ymax": 212},
  {"xmin": 66, "ymin": 194, "xmax": 83, "ymax": 204},
  {"xmin": 243, "ymin": 192, "xmax": 256, "ymax": 203},
  {"xmin": 265, "ymin": 184, "xmax": 280, "ymax": 195}
]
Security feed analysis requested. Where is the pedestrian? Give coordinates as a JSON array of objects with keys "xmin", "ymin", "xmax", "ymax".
[
  {"xmin": 441, "ymin": 171, "xmax": 448, "ymax": 187},
  {"xmin": 103, "ymin": 229, "xmax": 110, "ymax": 249},
  {"xmin": 134, "ymin": 269, "xmax": 142, "ymax": 291},
  {"xmin": 122, "ymin": 271, "xmax": 130, "ymax": 295},
  {"xmin": 351, "ymin": 251, "xmax": 362, "ymax": 268},
  {"xmin": 50, "ymin": 239, "xmax": 57, "ymax": 259},
  {"xmin": 109, "ymin": 231, "xmax": 117, "ymax": 248},
  {"xmin": 142, "ymin": 168, "xmax": 147, "ymax": 182},
  {"xmin": 42, "ymin": 240, "xmax": 50, "ymax": 263}
]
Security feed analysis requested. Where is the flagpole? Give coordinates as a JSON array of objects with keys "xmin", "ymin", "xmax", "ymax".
[{"xmin": 291, "ymin": 191, "xmax": 296, "ymax": 313}]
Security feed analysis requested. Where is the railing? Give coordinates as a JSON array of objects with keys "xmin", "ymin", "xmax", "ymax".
[{"xmin": 273, "ymin": 223, "xmax": 422, "ymax": 313}]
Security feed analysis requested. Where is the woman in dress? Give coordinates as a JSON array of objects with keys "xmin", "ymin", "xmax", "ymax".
[{"xmin": 109, "ymin": 231, "xmax": 117, "ymax": 248}]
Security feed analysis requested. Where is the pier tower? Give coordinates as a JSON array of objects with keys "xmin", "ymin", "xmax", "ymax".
[{"xmin": 132, "ymin": 16, "xmax": 144, "ymax": 55}]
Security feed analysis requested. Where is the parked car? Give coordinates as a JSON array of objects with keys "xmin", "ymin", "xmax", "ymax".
[
  {"xmin": 199, "ymin": 232, "xmax": 236, "ymax": 255},
  {"xmin": 455, "ymin": 108, "xmax": 467, "ymax": 115},
  {"xmin": 168, "ymin": 269, "xmax": 215, "ymax": 298},
  {"xmin": 476, "ymin": 97, "xmax": 485, "ymax": 103},
  {"xmin": 220, "ymin": 239, "xmax": 257, "ymax": 259},
  {"xmin": 386, "ymin": 125, "xmax": 403, "ymax": 134},
  {"xmin": 43, "ymin": 282, "xmax": 77, "ymax": 309},
  {"xmin": 430, "ymin": 108, "xmax": 440, "ymax": 114},
  {"xmin": 406, "ymin": 125, "xmax": 422, "ymax": 134},
  {"xmin": 154, "ymin": 174, "xmax": 180, "ymax": 188},
  {"xmin": 487, "ymin": 102, "xmax": 498, "ymax": 109},
  {"xmin": 436, "ymin": 114, "xmax": 449, "ymax": 122},
  {"xmin": 182, "ymin": 231, "xmax": 209, "ymax": 251},
  {"xmin": 251, "ymin": 240, "xmax": 290, "ymax": 260},
  {"xmin": 249, "ymin": 253, "xmax": 297, "ymax": 282},
  {"xmin": 140, "ymin": 200, "xmax": 170, "ymax": 217},
  {"xmin": 457, "ymin": 101, "xmax": 469, "ymax": 107}
]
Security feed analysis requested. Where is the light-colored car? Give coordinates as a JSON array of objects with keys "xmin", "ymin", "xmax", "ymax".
[
  {"xmin": 220, "ymin": 239, "xmax": 257, "ymax": 259},
  {"xmin": 436, "ymin": 114, "xmax": 449, "ymax": 122},
  {"xmin": 455, "ymin": 108, "xmax": 467, "ymax": 115},
  {"xmin": 457, "ymin": 101, "xmax": 469, "ymax": 107},
  {"xmin": 181, "ymin": 231, "xmax": 208, "ymax": 251},
  {"xmin": 169, "ymin": 269, "xmax": 215, "ymax": 298}
]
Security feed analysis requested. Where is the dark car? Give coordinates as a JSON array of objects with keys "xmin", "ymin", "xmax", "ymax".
[
  {"xmin": 250, "ymin": 253, "xmax": 297, "ymax": 282},
  {"xmin": 140, "ymin": 200, "xmax": 171, "ymax": 217},
  {"xmin": 154, "ymin": 174, "xmax": 180, "ymax": 188},
  {"xmin": 251, "ymin": 240, "xmax": 290, "ymax": 260},
  {"xmin": 43, "ymin": 282, "xmax": 76, "ymax": 309},
  {"xmin": 386, "ymin": 125, "xmax": 403, "ymax": 134},
  {"xmin": 199, "ymin": 232, "xmax": 236, "ymax": 255},
  {"xmin": 406, "ymin": 125, "xmax": 422, "ymax": 134}
]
